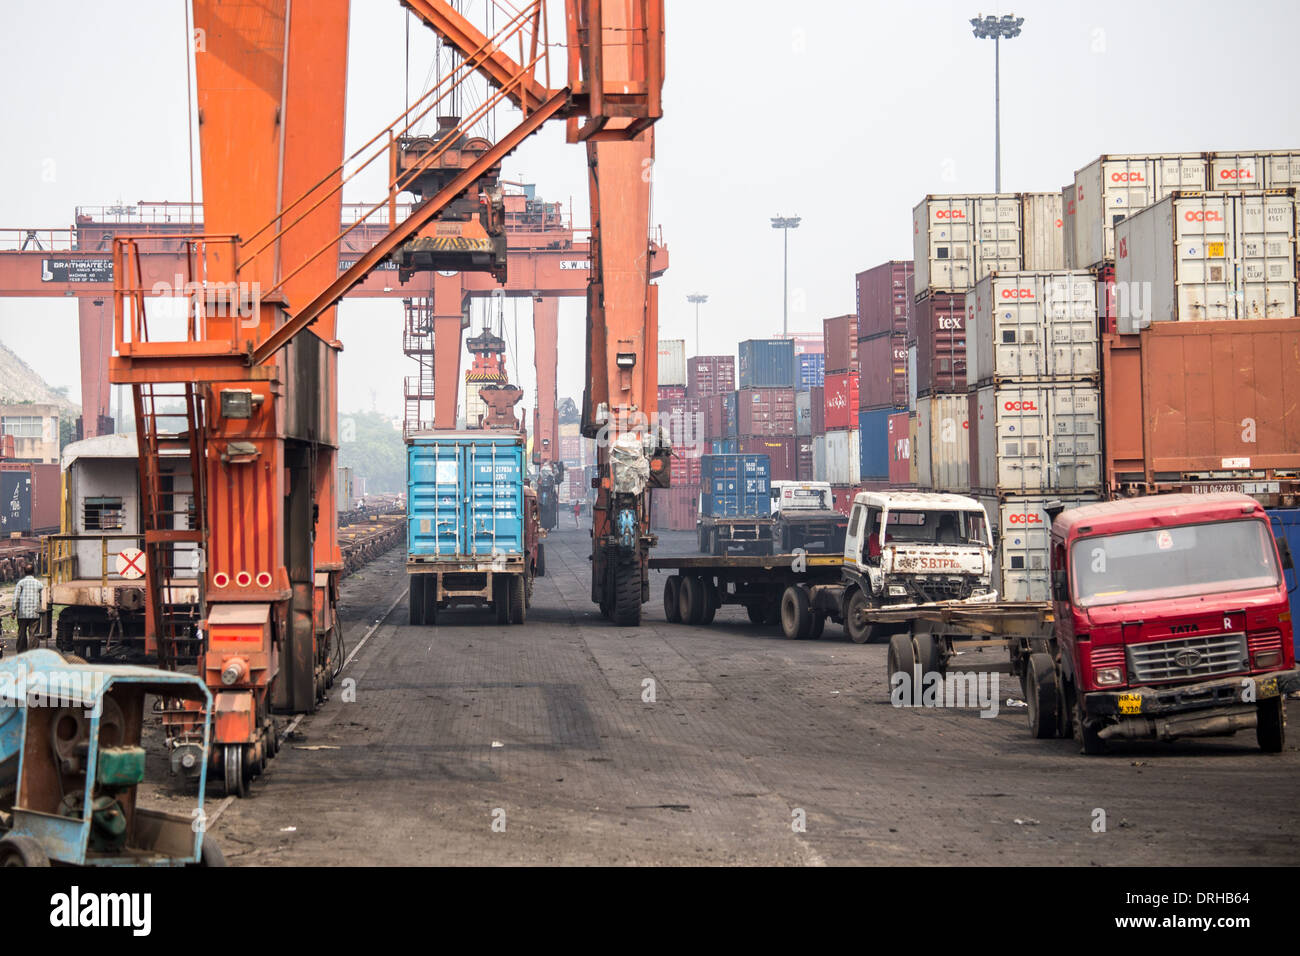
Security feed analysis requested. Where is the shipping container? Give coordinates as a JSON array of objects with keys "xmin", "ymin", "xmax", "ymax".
[
  {"xmin": 1066, "ymin": 153, "xmax": 1208, "ymax": 269},
  {"xmin": 887, "ymin": 411, "xmax": 912, "ymax": 487},
  {"xmin": 407, "ymin": 433, "xmax": 525, "ymax": 557},
  {"xmin": 0, "ymin": 462, "xmax": 59, "ymax": 535},
  {"xmin": 813, "ymin": 435, "xmax": 827, "ymax": 483},
  {"xmin": 1102, "ymin": 320, "xmax": 1300, "ymax": 488},
  {"xmin": 1020, "ymin": 191, "xmax": 1066, "ymax": 271},
  {"xmin": 822, "ymin": 314, "xmax": 859, "ymax": 373},
  {"xmin": 0, "ymin": 470, "xmax": 30, "ymax": 536},
  {"xmin": 651, "ymin": 485, "xmax": 698, "ymax": 532},
  {"xmin": 1266, "ymin": 509, "xmax": 1300, "ymax": 651},
  {"xmin": 858, "ymin": 408, "xmax": 890, "ymax": 480},
  {"xmin": 965, "ymin": 270, "xmax": 1099, "ymax": 387},
  {"xmin": 1114, "ymin": 190, "xmax": 1297, "ymax": 328},
  {"xmin": 796, "ymin": 437, "xmax": 814, "ymax": 481},
  {"xmin": 825, "ymin": 428, "xmax": 862, "ymax": 486},
  {"xmin": 723, "ymin": 391, "xmax": 738, "ymax": 438},
  {"xmin": 657, "ymin": 384, "xmax": 687, "ymax": 406},
  {"xmin": 968, "ymin": 382, "xmax": 1103, "ymax": 495},
  {"xmin": 1207, "ymin": 150, "xmax": 1300, "ymax": 191},
  {"xmin": 823, "ymin": 372, "xmax": 860, "ymax": 431},
  {"xmin": 978, "ymin": 492, "xmax": 1103, "ymax": 602},
  {"xmin": 913, "ymin": 291, "xmax": 967, "ymax": 395},
  {"xmin": 740, "ymin": 437, "xmax": 797, "ymax": 481},
  {"xmin": 657, "ymin": 339, "xmax": 687, "ymax": 387},
  {"xmin": 795, "ymin": 390, "xmax": 814, "ymax": 437},
  {"xmin": 915, "ymin": 394, "xmax": 970, "ymax": 492},
  {"xmin": 337, "ymin": 466, "xmax": 355, "ymax": 514},
  {"xmin": 797, "ymin": 352, "xmax": 826, "ymax": 391},
  {"xmin": 906, "ymin": 345, "xmax": 917, "ymax": 411},
  {"xmin": 858, "ymin": 333, "xmax": 909, "ymax": 410},
  {"xmin": 699, "ymin": 454, "xmax": 771, "ymax": 517},
  {"xmin": 830, "ymin": 485, "xmax": 855, "ymax": 516},
  {"xmin": 736, "ymin": 387, "xmax": 797, "ymax": 437},
  {"xmin": 1094, "ymin": 261, "xmax": 1117, "ymax": 335},
  {"xmin": 912, "ymin": 194, "xmax": 1023, "ymax": 294},
  {"xmin": 855, "ymin": 261, "xmax": 914, "ymax": 339},
  {"xmin": 776, "ymin": 332, "xmax": 824, "ymax": 356},
  {"xmin": 686, "ymin": 355, "xmax": 736, "ymax": 399},
  {"xmin": 738, "ymin": 339, "xmax": 796, "ymax": 389},
  {"xmin": 908, "ymin": 414, "xmax": 919, "ymax": 484},
  {"xmin": 710, "ymin": 438, "xmax": 738, "ymax": 455}
]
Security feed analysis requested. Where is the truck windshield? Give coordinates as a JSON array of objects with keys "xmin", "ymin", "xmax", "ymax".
[
  {"xmin": 884, "ymin": 510, "xmax": 987, "ymax": 546},
  {"xmin": 1071, "ymin": 519, "xmax": 1280, "ymax": 608}
]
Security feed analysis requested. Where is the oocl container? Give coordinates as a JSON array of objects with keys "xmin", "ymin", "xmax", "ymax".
[
  {"xmin": 969, "ymin": 382, "xmax": 1103, "ymax": 495},
  {"xmin": 1020, "ymin": 192, "xmax": 1066, "ymax": 271},
  {"xmin": 855, "ymin": 260, "xmax": 914, "ymax": 338},
  {"xmin": 657, "ymin": 339, "xmax": 687, "ymax": 386},
  {"xmin": 978, "ymin": 492, "xmax": 1103, "ymax": 602},
  {"xmin": 915, "ymin": 394, "xmax": 970, "ymax": 492},
  {"xmin": 965, "ymin": 271, "xmax": 1099, "ymax": 386},
  {"xmin": 912, "ymin": 194, "xmax": 1023, "ymax": 294},
  {"xmin": 738, "ymin": 339, "xmax": 796, "ymax": 389},
  {"xmin": 1208, "ymin": 150, "xmax": 1300, "ymax": 190},
  {"xmin": 1114, "ymin": 190, "xmax": 1297, "ymax": 328}
]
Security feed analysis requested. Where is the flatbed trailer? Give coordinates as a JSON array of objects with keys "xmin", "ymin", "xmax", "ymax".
[{"xmin": 651, "ymin": 553, "xmax": 844, "ymax": 629}]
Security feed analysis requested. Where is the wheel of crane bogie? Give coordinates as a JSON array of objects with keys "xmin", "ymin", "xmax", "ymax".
[
  {"xmin": 509, "ymin": 575, "xmax": 526, "ymax": 626},
  {"xmin": 664, "ymin": 576, "xmax": 682, "ymax": 624},
  {"xmin": 0, "ymin": 835, "xmax": 50, "ymax": 867},
  {"xmin": 224, "ymin": 745, "xmax": 246, "ymax": 798},
  {"xmin": 244, "ymin": 739, "xmax": 261, "ymax": 780},
  {"xmin": 611, "ymin": 558, "xmax": 643, "ymax": 627},
  {"xmin": 408, "ymin": 576, "xmax": 425, "ymax": 627},
  {"xmin": 780, "ymin": 586, "xmax": 812, "ymax": 640}
]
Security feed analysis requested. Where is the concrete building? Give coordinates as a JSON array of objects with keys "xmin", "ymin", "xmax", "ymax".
[{"xmin": 0, "ymin": 402, "xmax": 60, "ymax": 463}]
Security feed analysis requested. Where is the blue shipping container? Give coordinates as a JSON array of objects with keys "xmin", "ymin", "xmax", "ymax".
[
  {"xmin": 699, "ymin": 454, "xmax": 771, "ymax": 518},
  {"xmin": 858, "ymin": 409, "xmax": 891, "ymax": 480},
  {"xmin": 722, "ymin": 391, "xmax": 738, "ymax": 438},
  {"xmin": 1267, "ymin": 509, "xmax": 1300, "ymax": 653},
  {"xmin": 738, "ymin": 339, "xmax": 796, "ymax": 390},
  {"xmin": 407, "ymin": 433, "xmax": 525, "ymax": 557},
  {"xmin": 710, "ymin": 439, "xmax": 738, "ymax": 455},
  {"xmin": 797, "ymin": 352, "xmax": 825, "ymax": 392}
]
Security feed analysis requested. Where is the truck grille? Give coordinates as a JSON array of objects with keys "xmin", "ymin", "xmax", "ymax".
[
  {"xmin": 1126, "ymin": 633, "xmax": 1248, "ymax": 685},
  {"xmin": 914, "ymin": 578, "xmax": 975, "ymax": 602}
]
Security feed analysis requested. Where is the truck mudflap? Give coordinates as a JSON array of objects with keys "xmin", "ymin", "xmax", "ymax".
[{"xmin": 1084, "ymin": 668, "xmax": 1300, "ymax": 720}]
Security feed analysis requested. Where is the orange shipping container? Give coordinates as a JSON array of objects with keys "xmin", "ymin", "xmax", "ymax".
[{"xmin": 1102, "ymin": 319, "xmax": 1300, "ymax": 489}]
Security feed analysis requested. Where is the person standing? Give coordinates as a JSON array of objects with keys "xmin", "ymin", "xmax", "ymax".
[
  {"xmin": 573, "ymin": 499, "xmax": 582, "ymax": 527},
  {"xmin": 12, "ymin": 563, "xmax": 44, "ymax": 654}
]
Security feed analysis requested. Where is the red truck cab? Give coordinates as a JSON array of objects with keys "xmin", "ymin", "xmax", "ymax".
[{"xmin": 1046, "ymin": 493, "xmax": 1298, "ymax": 754}]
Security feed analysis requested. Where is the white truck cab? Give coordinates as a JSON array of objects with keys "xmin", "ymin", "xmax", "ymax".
[
  {"xmin": 770, "ymin": 480, "xmax": 847, "ymax": 554},
  {"xmin": 845, "ymin": 491, "xmax": 995, "ymax": 604}
]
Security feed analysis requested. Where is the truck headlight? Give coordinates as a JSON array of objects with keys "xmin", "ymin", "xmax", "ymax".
[
  {"xmin": 1094, "ymin": 666, "xmax": 1123, "ymax": 686},
  {"xmin": 888, "ymin": 585, "xmax": 907, "ymax": 597}
]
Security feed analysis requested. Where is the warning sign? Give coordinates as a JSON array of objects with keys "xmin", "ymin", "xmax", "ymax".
[{"xmin": 116, "ymin": 548, "xmax": 146, "ymax": 580}]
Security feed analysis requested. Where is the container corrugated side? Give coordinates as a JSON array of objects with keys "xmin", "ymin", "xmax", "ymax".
[
  {"xmin": 825, "ymin": 428, "xmax": 862, "ymax": 486},
  {"xmin": 857, "ymin": 408, "xmax": 890, "ymax": 479},
  {"xmin": 1266, "ymin": 509, "xmax": 1300, "ymax": 650},
  {"xmin": 740, "ymin": 437, "xmax": 797, "ymax": 482},
  {"xmin": 823, "ymin": 372, "xmax": 860, "ymax": 430},
  {"xmin": 858, "ymin": 333, "xmax": 909, "ymax": 409},
  {"xmin": 915, "ymin": 394, "xmax": 970, "ymax": 492},
  {"xmin": 822, "ymin": 314, "xmax": 859, "ymax": 373},
  {"xmin": 912, "ymin": 194, "xmax": 1022, "ymax": 294},
  {"xmin": 813, "ymin": 435, "xmax": 827, "ymax": 482},
  {"xmin": 657, "ymin": 339, "xmax": 687, "ymax": 386},
  {"xmin": 887, "ymin": 411, "xmax": 912, "ymax": 486},
  {"xmin": 856, "ymin": 260, "xmax": 914, "ymax": 339},
  {"xmin": 913, "ymin": 292, "xmax": 966, "ymax": 395},
  {"xmin": 700, "ymin": 453, "xmax": 772, "ymax": 517},
  {"xmin": 1020, "ymin": 192, "xmax": 1065, "ymax": 271},
  {"xmin": 407, "ymin": 434, "xmax": 525, "ymax": 557},
  {"xmin": 738, "ymin": 339, "xmax": 796, "ymax": 389},
  {"xmin": 1208, "ymin": 151, "xmax": 1300, "ymax": 191},
  {"xmin": 686, "ymin": 354, "xmax": 736, "ymax": 399},
  {"xmin": 966, "ymin": 271, "xmax": 1099, "ymax": 387}
]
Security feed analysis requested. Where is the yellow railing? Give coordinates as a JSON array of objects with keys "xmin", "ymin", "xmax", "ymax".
[{"xmin": 44, "ymin": 534, "xmax": 145, "ymax": 587}]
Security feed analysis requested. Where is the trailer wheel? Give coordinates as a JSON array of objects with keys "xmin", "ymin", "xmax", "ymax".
[
  {"xmin": 701, "ymin": 581, "xmax": 719, "ymax": 625},
  {"xmin": 886, "ymin": 632, "xmax": 916, "ymax": 691},
  {"xmin": 1257, "ymin": 696, "xmax": 1285, "ymax": 753},
  {"xmin": 845, "ymin": 589, "xmax": 873, "ymax": 644},
  {"xmin": 913, "ymin": 632, "xmax": 941, "ymax": 676},
  {"xmin": 808, "ymin": 613, "xmax": 825, "ymax": 640},
  {"xmin": 195, "ymin": 839, "xmax": 227, "ymax": 867},
  {"xmin": 536, "ymin": 543, "xmax": 546, "ymax": 577},
  {"xmin": 409, "ymin": 576, "xmax": 425, "ymax": 626},
  {"xmin": 508, "ymin": 576, "xmax": 526, "ymax": 625},
  {"xmin": 1026, "ymin": 652, "xmax": 1060, "ymax": 740},
  {"xmin": 780, "ymin": 586, "xmax": 812, "ymax": 640},
  {"xmin": 664, "ymin": 577, "xmax": 682, "ymax": 623},
  {"xmin": 0, "ymin": 835, "xmax": 50, "ymax": 867},
  {"xmin": 679, "ymin": 576, "xmax": 705, "ymax": 625}
]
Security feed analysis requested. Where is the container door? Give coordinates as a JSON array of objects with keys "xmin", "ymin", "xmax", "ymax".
[
  {"xmin": 993, "ymin": 386, "xmax": 1048, "ymax": 493},
  {"xmin": 462, "ymin": 441, "xmax": 524, "ymax": 556},
  {"xmin": 408, "ymin": 442, "xmax": 462, "ymax": 556},
  {"xmin": 1045, "ymin": 272, "xmax": 1100, "ymax": 379},
  {"xmin": 1048, "ymin": 385, "xmax": 1102, "ymax": 492},
  {"xmin": 1235, "ymin": 193, "xmax": 1296, "ymax": 319}
]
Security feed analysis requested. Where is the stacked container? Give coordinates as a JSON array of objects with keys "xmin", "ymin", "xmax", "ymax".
[
  {"xmin": 797, "ymin": 351, "xmax": 826, "ymax": 391},
  {"xmin": 965, "ymin": 271, "xmax": 1104, "ymax": 601},
  {"xmin": 653, "ymin": 383, "xmax": 706, "ymax": 531},
  {"xmin": 733, "ymin": 339, "xmax": 798, "ymax": 481},
  {"xmin": 856, "ymin": 261, "xmax": 913, "ymax": 487},
  {"xmin": 657, "ymin": 339, "xmax": 687, "ymax": 387},
  {"xmin": 686, "ymin": 355, "xmax": 735, "ymax": 399},
  {"xmin": 823, "ymin": 313, "xmax": 860, "ymax": 496}
]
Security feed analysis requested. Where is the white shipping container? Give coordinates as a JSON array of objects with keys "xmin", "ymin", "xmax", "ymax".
[
  {"xmin": 978, "ymin": 493, "xmax": 1102, "ymax": 602},
  {"xmin": 1059, "ymin": 184, "xmax": 1076, "ymax": 275},
  {"xmin": 1020, "ymin": 192, "xmax": 1066, "ymax": 271},
  {"xmin": 795, "ymin": 390, "xmax": 813, "ymax": 437},
  {"xmin": 912, "ymin": 194, "xmax": 1022, "ymax": 294},
  {"xmin": 824, "ymin": 429, "xmax": 860, "ymax": 486},
  {"xmin": 914, "ymin": 394, "xmax": 970, "ymax": 492},
  {"xmin": 970, "ymin": 382, "xmax": 1102, "ymax": 494},
  {"xmin": 966, "ymin": 271, "xmax": 1098, "ymax": 386},
  {"xmin": 1208, "ymin": 150, "xmax": 1300, "ymax": 190},
  {"xmin": 1067, "ymin": 153, "xmax": 1207, "ymax": 268},
  {"xmin": 813, "ymin": 434, "xmax": 827, "ymax": 483},
  {"xmin": 1115, "ymin": 191, "xmax": 1297, "ymax": 329},
  {"xmin": 657, "ymin": 339, "xmax": 687, "ymax": 386}
]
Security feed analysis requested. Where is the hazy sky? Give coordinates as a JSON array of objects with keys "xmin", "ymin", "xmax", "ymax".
[{"xmin": 2, "ymin": 0, "xmax": 1299, "ymax": 423}]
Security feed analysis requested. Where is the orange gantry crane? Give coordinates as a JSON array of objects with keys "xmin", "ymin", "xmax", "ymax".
[{"xmin": 105, "ymin": 0, "xmax": 664, "ymax": 795}]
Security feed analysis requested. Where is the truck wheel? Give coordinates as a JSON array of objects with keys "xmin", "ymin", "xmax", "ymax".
[
  {"xmin": 1026, "ymin": 652, "xmax": 1060, "ymax": 740},
  {"xmin": 913, "ymin": 632, "xmax": 941, "ymax": 676},
  {"xmin": 408, "ymin": 576, "xmax": 425, "ymax": 626},
  {"xmin": 809, "ymin": 613, "xmax": 825, "ymax": 640},
  {"xmin": 664, "ymin": 577, "xmax": 682, "ymax": 623},
  {"xmin": 887, "ymin": 632, "xmax": 916, "ymax": 690},
  {"xmin": 535, "ymin": 543, "xmax": 546, "ymax": 577},
  {"xmin": 509, "ymin": 576, "xmax": 526, "ymax": 626},
  {"xmin": 0, "ymin": 835, "xmax": 50, "ymax": 867},
  {"xmin": 612, "ymin": 556, "xmax": 643, "ymax": 627},
  {"xmin": 195, "ymin": 839, "xmax": 227, "ymax": 867},
  {"xmin": 494, "ymin": 577, "xmax": 510, "ymax": 625},
  {"xmin": 701, "ymin": 581, "xmax": 719, "ymax": 625},
  {"xmin": 679, "ymin": 576, "xmax": 705, "ymax": 625},
  {"xmin": 780, "ymin": 586, "xmax": 811, "ymax": 640},
  {"xmin": 1257, "ymin": 696, "xmax": 1285, "ymax": 753},
  {"xmin": 845, "ymin": 589, "xmax": 873, "ymax": 644}
]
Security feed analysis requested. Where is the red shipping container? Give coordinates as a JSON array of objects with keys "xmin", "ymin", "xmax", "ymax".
[
  {"xmin": 778, "ymin": 333, "xmax": 824, "ymax": 356},
  {"xmin": 736, "ymin": 387, "xmax": 796, "ymax": 437},
  {"xmin": 858, "ymin": 333, "xmax": 908, "ymax": 410},
  {"xmin": 823, "ymin": 314, "xmax": 859, "ymax": 373},
  {"xmin": 651, "ymin": 485, "xmax": 699, "ymax": 532},
  {"xmin": 887, "ymin": 411, "xmax": 911, "ymax": 486},
  {"xmin": 830, "ymin": 485, "xmax": 855, "ymax": 516},
  {"xmin": 796, "ymin": 438, "xmax": 814, "ymax": 481},
  {"xmin": 657, "ymin": 384, "xmax": 687, "ymax": 406},
  {"xmin": 823, "ymin": 372, "xmax": 860, "ymax": 430},
  {"xmin": 856, "ymin": 260, "xmax": 914, "ymax": 339},
  {"xmin": 905, "ymin": 272, "xmax": 917, "ymax": 342},
  {"xmin": 686, "ymin": 355, "xmax": 736, "ymax": 399},
  {"xmin": 740, "ymin": 436, "xmax": 797, "ymax": 481},
  {"xmin": 913, "ymin": 291, "xmax": 966, "ymax": 396},
  {"xmin": 808, "ymin": 386, "xmax": 826, "ymax": 435}
]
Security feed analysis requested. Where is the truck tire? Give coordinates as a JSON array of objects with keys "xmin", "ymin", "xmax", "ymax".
[
  {"xmin": 808, "ymin": 613, "xmax": 825, "ymax": 640},
  {"xmin": 509, "ymin": 575, "xmax": 526, "ymax": 626},
  {"xmin": 1026, "ymin": 652, "xmax": 1060, "ymax": 740},
  {"xmin": 913, "ymin": 632, "xmax": 941, "ymax": 676},
  {"xmin": 494, "ymin": 577, "xmax": 510, "ymax": 625},
  {"xmin": 679, "ymin": 575, "xmax": 705, "ymax": 625},
  {"xmin": 701, "ymin": 581, "xmax": 719, "ymax": 625},
  {"xmin": 780, "ymin": 586, "xmax": 811, "ymax": 640},
  {"xmin": 536, "ymin": 543, "xmax": 546, "ymax": 577},
  {"xmin": 1257, "ymin": 696, "xmax": 1285, "ymax": 753},
  {"xmin": 612, "ymin": 556, "xmax": 643, "ymax": 627},
  {"xmin": 844, "ymin": 589, "xmax": 873, "ymax": 644},
  {"xmin": 409, "ymin": 576, "xmax": 425, "ymax": 626},
  {"xmin": 664, "ymin": 577, "xmax": 682, "ymax": 623},
  {"xmin": 0, "ymin": 835, "xmax": 50, "ymax": 867},
  {"xmin": 886, "ymin": 632, "xmax": 916, "ymax": 692}
]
